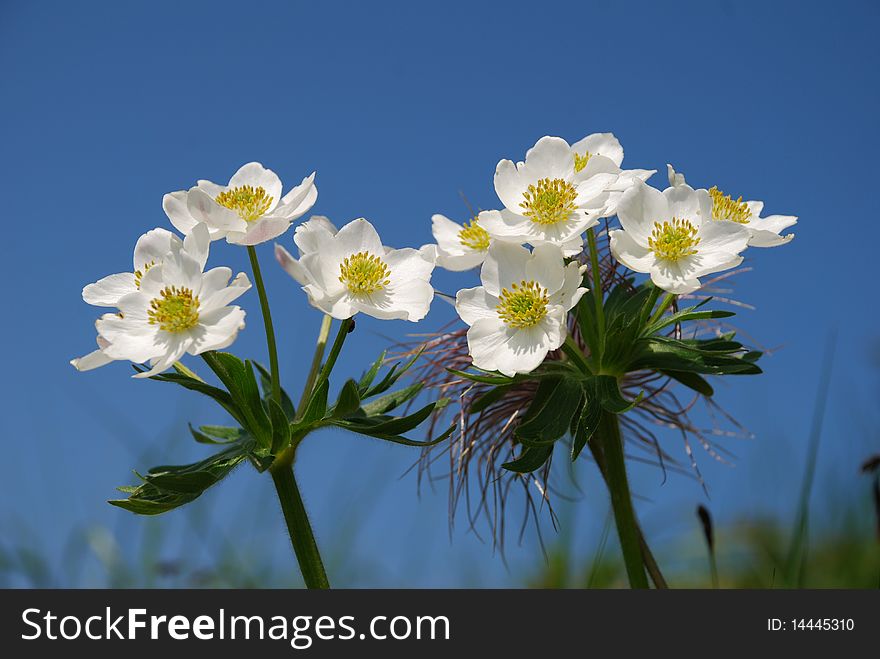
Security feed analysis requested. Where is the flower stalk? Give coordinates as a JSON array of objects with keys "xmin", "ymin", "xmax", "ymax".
[
  {"xmin": 247, "ymin": 245, "xmax": 281, "ymax": 405},
  {"xmin": 596, "ymin": 410, "xmax": 649, "ymax": 588}
]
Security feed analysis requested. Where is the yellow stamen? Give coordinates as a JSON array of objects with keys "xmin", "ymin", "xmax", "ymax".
[
  {"xmin": 148, "ymin": 286, "xmax": 200, "ymax": 333},
  {"xmin": 458, "ymin": 218, "xmax": 490, "ymax": 251},
  {"xmin": 496, "ymin": 280, "xmax": 549, "ymax": 329},
  {"xmin": 134, "ymin": 261, "xmax": 155, "ymax": 289},
  {"xmin": 709, "ymin": 186, "xmax": 752, "ymax": 224},
  {"xmin": 215, "ymin": 185, "xmax": 274, "ymax": 222},
  {"xmin": 574, "ymin": 151, "xmax": 592, "ymax": 173},
  {"xmin": 338, "ymin": 251, "xmax": 391, "ymax": 296},
  {"xmin": 648, "ymin": 218, "xmax": 700, "ymax": 261},
  {"xmin": 520, "ymin": 178, "xmax": 578, "ymax": 225}
]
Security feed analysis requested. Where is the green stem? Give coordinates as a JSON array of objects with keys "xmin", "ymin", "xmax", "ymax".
[
  {"xmin": 648, "ymin": 293, "xmax": 675, "ymax": 327},
  {"xmin": 247, "ymin": 245, "xmax": 281, "ymax": 405},
  {"xmin": 296, "ymin": 314, "xmax": 333, "ymax": 419},
  {"xmin": 562, "ymin": 335, "xmax": 593, "ymax": 374},
  {"xmin": 313, "ymin": 317, "xmax": 354, "ymax": 393},
  {"xmin": 270, "ymin": 462, "xmax": 330, "ymax": 589},
  {"xmin": 639, "ymin": 284, "xmax": 663, "ymax": 331},
  {"xmin": 586, "ymin": 229, "xmax": 606, "ymax": 366},
  {"xmin": 597, "ymin": 411, "xmax": 649, "ymax": 588}
]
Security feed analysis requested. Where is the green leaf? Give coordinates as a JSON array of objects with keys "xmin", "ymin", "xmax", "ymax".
[
  {"xmin": 515, "ymin": 376, "xmax": 584, "ymax": 445},
  {"xmin": 301, "ymin": 378, "xmax": 329, "ymax": 424},
  {"xmin": 360, "ymin": 383, "xmax": 423, "ymax": 416},
  {"xmin": 268, "ymin": 398, "xmax": 291, "ymax": 453},
  {"xmin": 502, "ymin": 445, "xmax": 554, "ymax": 474},
  {"xmin": 189, "ymin": 423, "xmax": 241, "ymax": 445},
  {"xmin": 332, "ymin": 418, "xmax": 454, "ymax": 447},
  {"xmin": 253, "ymin": 361, "xmax": 296, "ymax": 420},
  {"xmin": 593, "ymin": 374, "xmax": 643, "ymax": 414},
  {"xmin": 200, "ymin": 352, "xmax": 273, "ymax": 447},
  {"xmin": 198, "ymin": 425, "xmax": 246, "ymax": 441},
  {"xmin": 362, "ymin": 347, "xmax": 424, "ymax": 399},
  {"xmin": 346, "ymin": 400, "xmax": 447, "ymax": 436},
  {"xmin": 644, "ymin": 308, "xmax": 735, "ymax": 335},
  {"xmin": 333, "ymin": 379, "xmax": 361, "ymax": 418},
  {"xmin": 110, "ymin": 443, "xmax": 251, "ymax": 515},
  {"xmin": 358, "ymin": 350, "xmax": 387, "ymax": 394},
  {"xmin": 660, "ymin": 370, "xmax": 715, "ymax": 397},
  {"xmin": 446, "ymin": 368, "xmax": 516, "ymax": 386},
  {"xmin": 630, "ymin": 337, "xmax": 763, "ymax": 375},
  {"xmin": 571, "ymin": 390, "xmax": 601, "ymax": 461}
]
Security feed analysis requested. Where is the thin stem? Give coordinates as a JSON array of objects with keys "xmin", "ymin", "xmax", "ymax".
[
  {"xmin": 648, "ymin": 292, "xmax": 675, "ymax": 326},
  {"xmin": 586, "ymin": 229, "xmax": 606, "ymax": 366},
  {"xmin": 562, "ymin": 335, "xmax": 593, "ymax": 374},
  {"xmin": 313, "ymin": 316, "xmax": 354, "ymax": 393},
  {"xmin": 270, "ymin": 461, "xmax": 330, "ymax": 589},
  {"xmin": 638, "ymin": 284, "xmax": 663, "ymax": 331},
  {"xmin": 295, "ymin": 314, "xmax": 333, "ymax": 419},
  {"xmin": 247, "ymin": 245, "xmax": 281, "ymax": 405},
  {"xmin": 597, "ymin": 411, "xmax": 649, "ymax": 588}
]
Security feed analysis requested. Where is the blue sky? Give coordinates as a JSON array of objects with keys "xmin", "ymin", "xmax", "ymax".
[{"xmin": 1, "ymin": 0, "xmax": 878, "ymax": 586}]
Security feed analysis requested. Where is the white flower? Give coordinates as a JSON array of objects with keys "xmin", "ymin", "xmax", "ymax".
[
  {"xmin": 610, "ymin": 180, "xmax": 750, "ymax": 294},
  {"xmin": 70, "ymin": 333, "xmax": 114, "ymax": 372},
  {"xmin": 275, "ymin": 217, "xmax": 434, "ymax": 322},
  {"xmin": 455, "ymin": 242, "xmax": 587, "ymax": 376},
  {"xmin": 81, "ymin": 225, "xmax": 210, "ymax": 308},
  {"xmin": 667, "ymin": 164, "xmax": 797, "ymax": 247},
  {"xmin": 163, "ymin": 162, "xmax": 317, "ymax": 246},
  {"xmin": 568, "ymin": 132, "xmax": 656, "ymax": 215},
  {"xmin": 426, "ymin": 212, "xmax": 495, "ymax": 271},
  {"xmin": 482, "ymin": 136, "xmax": 617, "ymax": 251},
  {"xmin": 86, "ymin": 242, "xmax": 251, "ymax": 378}
]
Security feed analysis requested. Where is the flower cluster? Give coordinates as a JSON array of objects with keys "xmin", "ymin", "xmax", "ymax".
[{"xmin": 420, "ymin": 133, "xmax": 795, "ymax": 376}]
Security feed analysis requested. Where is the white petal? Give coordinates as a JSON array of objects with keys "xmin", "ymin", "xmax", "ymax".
[
  {"xmin": 190, "ymin": 306, "xmax": 247, "ymax": 354},
  {"xmin": 97, "ymin": 314, "xmax": 161, "ymax": 363},
  {"xmin": 477, "ymin": 208, "xmax": 529, "ymax": 240},
  {"xmin": 437, "ymin": 250, "xmax": 486, "ymax": 272},
  {"xmin": 334, "ymin": 218, "xmax": 385, "ymax": 256},
  {"xmin": 161, "ymin": 248, "xmax": 203, "ymax": 292},
  {"xmin": 186, "ymin": 188, "xmax": 249, "ymax": 233},
  {"xmin": 649, "ymin": 261, "xmax": 702, "ymax": 295},
  {"xmin": 551, "ymin": 261, "xmax": 587, "ymax": 311},
  {"xmin": 304, "ymin": 287, "xmax": 357, "ymax": 319},
  {"xmin": 525, "ymin": 243, "xmax": 566, "ymax": 294},
  {"xmin": 134, "ymin": 335, "xmax": 192, "ymax": 378},
  {"xmin": 481, "ymin": 242, "xmax": 530, "ymax": 296},
  {"xmin": 493, "ymin": 159, "xmax": 525, "ymax": 212},
  {"xmin": 275, "ymin": 244, "xmax": 313, "ymax": 285},
  {"xmin": 134, "ymin": 228, "xmax": 179, "ymax": 271},
  {"xmin": 228, "ymin": 162, "xmax": 283, "ymax": 212},
  {"xmin": 666, "ymin": 164, "xmax": 687, "ymax": 187},
  {"xmin": 688, "ymin": 251, "xmax": 744, "ymax": 279},
  {"xmin": 697, "ymin": 219, "xmax": 750, "ymax": 254},
  {"xmin": 616, "ymin": 180, "xmax": 668, "ymax": 246},
  {"xmin": 82, "ymin": 272, "xmax": 136, "ymax": 307},
  {"xmin": 431, "ymin": 214, "xmax": 466, "ymax": 252},
  {"xmin": 609, "ymin": 229, "xmax": 655, "ymax": 273},
  {"xmin": 70, "ymin": 347, "xmax": 114, "ymax": 371},
  {"xmin": 181, "ymin": 222, "xmax": 210, "ymax": 269},
  {"xmin": 521, "ymin": 136, "xmax": 575, "ymax": 181},
  {"xmin": 375, "ymin": 279, "xmax": 435, "ymax": 322},
  {"xmin": 748, "ymin": 226, "xmax": 795, "ymax": 247},
  {"xmin": 201, "ymin": 271, "xmax": 251, "ymax": 310},
  {"xmin": 455, "ymin": 286, "xmax": 499, "ymax": 326},
  {"xmin": 228, "ymin": 216, "xmax": 292, "ymax": 246},
  {"xmin": 571, "ymin": 133, "xmax": 624, "ymax": 167},
  {"xmin": 293, "ymin": 215, "xmax": 338, "ymax": 254},
  {"xmin": 275, "ymin": 172, "xmax": 317, "ymax": 220},
  {"xmin": 163, "ymin": 191, "xmax": 198, "ymax": 235},
  {"xmin": 664, "ymin": 183, "xmax": 704, "ymax": 225}
]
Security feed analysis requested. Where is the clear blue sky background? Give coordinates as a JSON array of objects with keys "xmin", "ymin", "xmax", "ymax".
[{"xmin": 1, "ymin": 0, "xmax": 878, "ymax": 586}]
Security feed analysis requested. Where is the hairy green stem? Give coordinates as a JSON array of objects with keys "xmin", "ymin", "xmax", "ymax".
[
  {"xmin": 296, "ymin": 314, "xmax": 333, "ymax": 419},
  {"xmin": 648, "ymin": 292, "xmax": 675, "ymax": 326},
  {"xmin": 639, "ymin": 284, "xmax": 663, "ymax": 330},
  {"xmin": 270, "ymin": 461, "xmax": 330, "ymax": 589},
  {"xmin": 247, "ymin": 246, "xmax": 281, "ymax": 405},
  {"xmin": 313, "ymin": 317, "xmax": 354, "ymax": 393},
  {"xmin": 597, "ymin": 411, "xmax": 649, "ymax": 588},
  {"xmin": 586, "ymin": 229, "xmax": 606, "ymax": 366},
  {"xmin": 562, "ymin": 335, "xmax": 593, "ymax": 374}
]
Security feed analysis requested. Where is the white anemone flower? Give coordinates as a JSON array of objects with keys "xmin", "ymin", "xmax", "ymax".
[
  {"xmin": 426, "ymin": 212, "xmax": 495, "ymax": 271},
  {"xmin": 275, "ymin": 217, "xmax": 434, "ymax": 322},
  {"xmin": 88, "ymin": 243, "xmax": 252, "ymax": 378},
  {"xmin": 481, "ymin": 136, "xmax": 619, "ymax": 252},
  {"xmin": 455, "ymin": 242, "xmax": 587, "ymax": 376},
  {"xmin": 81, "ymin": 225, "xmax": 210, "ymax": 308},
  {"xmin": 163, "ymin": 162, "xmax": 317, "ymax": 246},
  {"xmin": 569, "ymin": 132, "xmax": 656, "ymax": 216},
  {"xmin": 610, "ymin": 180, "xmax": 750, "ymax": 294},
  {"xmin": 667, "ymin": 164, "xmax": 797, "ymax": 247}
]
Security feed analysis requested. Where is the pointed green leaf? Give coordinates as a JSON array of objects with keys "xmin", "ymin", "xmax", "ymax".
[
  {"xmin": 594, "ymin": 374, "xmax": 643, "ymax": 414},
  {"xmin": 502, "ymin": 445, "xmax": 554, "ymax": 474},
  {"xmin": 268, "ymin": 398, "xmax": 291, "ymax": 453},
  {"xmin": 660, "ymin": 370, "xmax": 714, "ymax": 397},
  {"xmin": 358, "ymin": 350, "xmax": 387, "ymax": 394},
  {"xmin": 360, "ymin": 383, "xmax": 423, "ymax": 416},
  {"xmin": 571, "ymin": 390, "xmax": 601, "ymax": 460},
  {"xmin": 253, "ymin": 361, "xmax": 296, "ymax": 420},
  {"xmin": 301, "ymin": 378, "xmax": 329, "ymax": 424},
  {"xmin": 333, "ymin": 379, "xmax": 361, "ymax": 418},
  {"xmin": 515, "ymin": 377, "xmax": 584, "ymax": 444}
]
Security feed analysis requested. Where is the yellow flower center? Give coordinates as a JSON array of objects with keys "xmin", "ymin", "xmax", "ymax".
[
  {"xmin": 648, "ymin": 218, "xmax": 700, "ymax": 261},
  {"xmin": 458, "ymin": 218, "xmax": 490, "ymax": 251},
  {"xmin": 215, "ymin": 185, "xmax": 274, "ymax": 222},
  {"xmin": 520, "ymin": 178, "xmax": 578, "ymax": 225},
  {"xmin": 339, "ymin": 251, "xmax": 391, "ymax": 296},
  {"xmin": 709, "ymin": 186, "xmax": 752, "ymax": 224},
  {"xmin": 574, "ymin": 151, "xmax": 592, "ymax": 172},
  {"xmin": 496, "ymin": 280, "xmax": 549, "ymax": 329},
  {"xmin": 134, "ymin": 261, "xmax": 155, "ymax": 288},
  {"xmin": 148, "ymin": 286, "xmax": 200, "ymax": 333}
]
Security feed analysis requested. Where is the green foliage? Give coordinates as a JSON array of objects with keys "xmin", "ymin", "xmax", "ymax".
[{"xmin": 117, "ymin": 347, "xmax": 450, "ymax": 516}]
